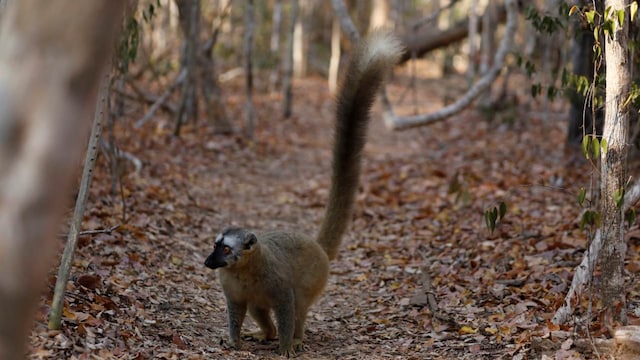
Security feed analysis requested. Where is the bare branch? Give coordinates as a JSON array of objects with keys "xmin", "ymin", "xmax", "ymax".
[
  {"xmin": 331, "ymin": 0, "xmax": 360, "ymax": 43},
  {"xmin": 384, "ymin": 0, "xmax": 518, "ymax": 131},
  {"xmin": 134, "ymin": 69, "xmax": 186, "ymax": 129}
]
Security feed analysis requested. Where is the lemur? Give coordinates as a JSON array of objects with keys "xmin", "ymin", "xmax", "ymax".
[{"xmin": 204, "ymin": 32, "xmax": 401, "ymax": 357}]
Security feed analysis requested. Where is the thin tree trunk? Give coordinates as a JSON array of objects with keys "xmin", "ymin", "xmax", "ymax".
[
  {"xmin": 269, "ymin": 0, "xmax": 283, "ymax": 90},
  {"xmin": 600, "ymin": 0, "xmax": 630, "ymax": 325},
  {"xmin": 467, "ymin": 0, "xmax": 479, "ymax": 81},
  {"xmin": 174, "ymin": 0, "xmax": 200, "ymax": 136},
  {"xmin": 369, "ymin": 0, "xmax": 388, "ymax": 31},
  {"xmin": 479, "ymin": 0, "xmax": 495, "ymax": 106},
  {"xmin": 328, "ymin": 17, "xmax": 341, "ymax": 95},
  {"xmin": 201, "ymin": 1, "xmax": 232, "ymax": 134},
  {"xmin": 293, "ymin": 0, "xmax": 307, "ymax": 78},
  {"xmin": 0, "ymin": 1, "xmax": 122, "ymax": 358},
  {"xmin": 48, "ymin": 75, "xmax": 109, "ymax": 330},
  {"xmin": 244, "ymin": 0, "xmax": 255, "ymax": 137},
  {"xmin": 282, "ymin": 0, "xmax": 299, "ymax": 119}
]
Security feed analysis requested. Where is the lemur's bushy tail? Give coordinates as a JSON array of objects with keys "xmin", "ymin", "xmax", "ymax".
[{"xmin": 316, "ymin": 32, "xmax": 402, "ymax": 260}]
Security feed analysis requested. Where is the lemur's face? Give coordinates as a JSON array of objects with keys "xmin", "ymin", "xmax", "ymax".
[{"xmin": 204, "ymin": 227, "xmax": 257, "ymax": 269}]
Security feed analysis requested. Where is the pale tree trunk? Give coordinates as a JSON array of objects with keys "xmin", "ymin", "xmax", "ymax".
[
  {"xmin": 282, "ymin": 0, "xmax": 299, "ymax": 119},
  {"xmin": 269, "ymin": 0, "xmax": 283, "ymax": 90},
  {"xmin": 368, "ymin": 0, "xmax": 388, "ymax": 31},
  {"xmin": 244, "ymin": 0, "xmax": 255, "ymax": 137},
  {"xmin": 600, "ymin": 0, "xmax": 630, "ymax": 325},
  {"xmin": 0, "ymin": 1, "xmax": 123, "ymax": 358},
  {"xmin": 293, "ymin": 0, "xmax": 307, "ymax": 78},
  {"xmin": 174, "ymin": 0, "xmax": 200, "ymax": 136},
  {"xmin": 328, "ymin": 17, "xmax": 341, "ymax": 95}
]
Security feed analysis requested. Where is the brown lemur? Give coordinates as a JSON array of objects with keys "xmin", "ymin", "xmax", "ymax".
[{"xmin": 204, "ymin": 32, "xmax": 401, "ymax": 357}]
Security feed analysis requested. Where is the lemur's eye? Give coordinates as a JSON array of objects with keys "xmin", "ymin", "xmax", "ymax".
[{"xmin": 223, "ymin": 246, "xmax": 231, "ymax": 255}]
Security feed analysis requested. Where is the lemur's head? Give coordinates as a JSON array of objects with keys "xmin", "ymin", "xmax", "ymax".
[{"xmin": 204, "ymin": 227, "xmax": 258, "ymax": 270}]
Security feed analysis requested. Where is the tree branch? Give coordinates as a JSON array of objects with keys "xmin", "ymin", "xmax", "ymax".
[{"xmin": 383, "ymin": 0, "xmax": 518, "ymax": 131}]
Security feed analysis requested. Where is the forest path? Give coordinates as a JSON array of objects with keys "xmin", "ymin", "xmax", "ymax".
[{"xmin": 30, "ymin": 76, "xmax": 615, "ymax": 360}]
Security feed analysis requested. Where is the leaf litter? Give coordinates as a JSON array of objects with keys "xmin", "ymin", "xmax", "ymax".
[{"xmin": 29, "ymin": 75, "xmax": 640, "ymax": 359}]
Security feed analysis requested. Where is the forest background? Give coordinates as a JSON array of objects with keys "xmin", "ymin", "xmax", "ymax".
[{"xmin": 1, "ymin": 0, "xmax": 640, "ymax": 358}]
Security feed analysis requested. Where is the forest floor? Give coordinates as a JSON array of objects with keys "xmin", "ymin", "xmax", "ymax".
[{"xmin": 28, "ymin": 71, "xmax": 640, "ymax": 359}]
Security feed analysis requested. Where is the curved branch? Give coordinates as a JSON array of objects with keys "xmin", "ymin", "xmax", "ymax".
[
  {"xmin": 384, "ymin": 0, "xmax": 518, "ymax": 131},
  {"xmin": 330, "ymin": 0, "xmax": 360, "ymax": 43}
]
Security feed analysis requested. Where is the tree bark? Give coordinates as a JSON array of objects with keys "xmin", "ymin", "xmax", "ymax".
[
  {"xmin": 293, "ymin": 0, "xmax": 307, "ymax": 78},
  {"xmin": 174, "ymin": 0, "xmax": 200, "ymax": 136},
  {"xmin": 244, "ymin": 0, "xmax": 255, "ymax": 137},
  {"xmin": 328, "ymin": 17, "xmax": 341, "ymax": 95},
  {"xmin": 0, "ymin": 1, "xmax": 122, "ymax": 358},
  {"xmin": 369, "ymin": 0, "xmax": 388, "ymax": 31},
  {"xmin": 201, "ymin": 1, "xmax": 232, "ymax": 134},
  {"xmin": 282, "ymin": 0, "xmax": 299, "ymax": 119},
  {"xmin": 269, "ymin": 0, "xmax": 283, "ymax": 90},
  {"xmin": 600, "ymin": 0, "xmax": 630, "ymax": 325}
]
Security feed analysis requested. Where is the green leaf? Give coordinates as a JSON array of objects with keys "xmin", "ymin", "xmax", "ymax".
[
  {"xmin": 626, "ymin": 208, "xmax": 636, "ymax": 227},
  {"xmin": 569, "ymin": 5, "xmax": 579, "ymax": 16},
  {"xmin": 618, "ymin": 9, "xmax": 625, "ymax": 27},
  {"xmin": 582, "ymin": 135, "xmax": 591, "ymax": 159},
  {"xmin": 600, "ymin": 138, "xmax": 608, "ymax": 155},
  {"xmin": 594, "ymin": 27, "xmax": 599, "ymax": 43},
  {"xmin": 615, "ymin": 188, "xmax": 625, "ymax": 208},
  {"xmin": 499, "ymin": 202, "xmax": 507, "ymax": 220},
  {"xmin": 632, "ymin": 1, "xmax": 638, "ymax": 21},
  {"xmin": 577, "ymin": 188, "xmax": 587, "ymax": 207},
  {"xmin": 586, "ymin": 10, "xmax": 596, "ymax": 24},
  {"xmin": 580, "ymin": 211, "xmax": 589, "ymax": 230},
  {"xmin": 592, "ymin": 137, "xmax": 600, "ymax": 159}
]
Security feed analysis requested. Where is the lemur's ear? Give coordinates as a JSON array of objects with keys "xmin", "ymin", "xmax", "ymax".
[{"xmin": 244, "ymin": 232, "xmax": 257, "ymax": 249}]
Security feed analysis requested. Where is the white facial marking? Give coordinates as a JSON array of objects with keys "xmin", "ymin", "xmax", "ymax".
[{"xmin": 222, "ymin": 234, "xmax": 242, "ymax": 248}]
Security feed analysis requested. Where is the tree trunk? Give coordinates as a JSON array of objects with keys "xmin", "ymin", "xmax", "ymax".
[
  {"xmin": 174, "ymin": 0, "xmax": 200, "ymax": 136},
  {"xmin": 293, "ymin": 0, "xmax": 307, "ymax": 78},
  {"xmin": 244, "ymin": 0, "xmax": 255, "ymax": 137},
  {"xmin": 328, "ymin": 17, "xmax": 341, "ymax": 95},
  {"xmin": 467, "ymin": 0, "xmax": 479, "ymax": 81},
  {"xmin": 269, "ymin": 0, "xmax": 283, "ymax": 90},
  {"xmin": 600, "ymin": 0, "xmax": 630, "ymax": 325},
  {"xmin": 368, "ymin": 0, "xmax": 388, "ymax": 31},
  {"xmin": 0, "ymin": 1, "xmax": 122, "ymax": 358},
  {"xmin": 201, "ymin": 1, "xmax": 232, "ymax": 134},
  {"xmin": 282, "ymin": 0, "xmax": 299, "ymax": 119}
]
